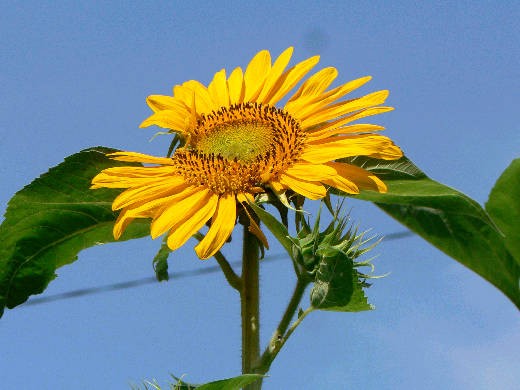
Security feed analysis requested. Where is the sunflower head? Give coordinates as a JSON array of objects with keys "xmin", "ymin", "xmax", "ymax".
[{"xmin": 91, "ymin": 47, "xmax": 402, "ymax": 259}]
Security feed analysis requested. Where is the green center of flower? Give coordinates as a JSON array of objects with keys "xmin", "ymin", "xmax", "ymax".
[{"xmin": 195, "ymin": 120, "xmax": 273, "ymax": 162}]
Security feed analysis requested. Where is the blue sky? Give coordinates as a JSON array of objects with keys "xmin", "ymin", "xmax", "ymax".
[{"xmin": 1, "ymin": 1, "xmax": 519, "ymax": 389}]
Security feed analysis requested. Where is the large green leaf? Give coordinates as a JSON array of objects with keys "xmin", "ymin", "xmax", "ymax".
[
  {"xmin": 343, "ymin": 156, "xmax": 520, "ymax": 309},
  {"xmin": 486, "ymin": 159, "xmax": 520, "ymax": 264},
  {"xmin": 0, "ymin": 147, "xmax": 150, "ymax": 317}
]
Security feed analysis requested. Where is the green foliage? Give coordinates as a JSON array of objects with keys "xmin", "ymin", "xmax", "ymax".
[
  {"xmin": 132, "ymin": 374, "xmax": 263, "ymax": 390},
  {"xmin": 0, "ymin": 147, "xmax": 150, "ymax": 317},
  {"xmin": 343, "ymin": 156, "xmax": 520, "ymax": 309},
  {"xmin": 486, "ymin": 159, "xmax": 520, "ymax": 264}
]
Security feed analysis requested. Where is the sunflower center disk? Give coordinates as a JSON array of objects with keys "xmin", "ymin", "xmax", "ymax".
[
  {"xmin": 195, "ymin": 120, "xmax": 273, "ymax": 162},
  {"xmin": 173, "ymin": 103, "xmax": 306, "ymax": 195}
]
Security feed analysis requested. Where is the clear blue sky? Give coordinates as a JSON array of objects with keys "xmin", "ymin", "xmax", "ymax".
[{"xmin": 1, "ymin": 1, "xmax": 519, "ymax": 389}]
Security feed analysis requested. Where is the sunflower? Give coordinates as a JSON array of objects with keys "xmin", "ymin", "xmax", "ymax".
[{"xmin": 91, "ymin": 47, "xmax": 402, "ymax": 259}]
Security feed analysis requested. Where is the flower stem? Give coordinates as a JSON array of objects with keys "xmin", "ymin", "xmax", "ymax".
[
  {"xmin": 257, "ymin": 277, "xmax": 308, "ymax": 374},
  {"xmin": 241, "ymin": 226, "xmax": 261, "ymax": 389}
]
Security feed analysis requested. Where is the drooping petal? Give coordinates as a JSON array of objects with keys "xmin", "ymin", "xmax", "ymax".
[
  {"xmin": 195, "ymin": 193, "xmax": 237, "ymax": 259},
  {"xmin": 302, "ymin": 134, "xmax": 402, "ymax": 163},
  {"xmin": 237, "ymin": 194, "xmax": 269, "ymax": 249},
  {"xmin": 113, "ymin": 208, "xmax": 151, "ymax": 240},
  {"xmin": 279, "ymin": 173, "xmax": 327, "ymax": 200},
  {"xmin": 166, "ymin": 193, "xmax": 219, "ymax": 251}
]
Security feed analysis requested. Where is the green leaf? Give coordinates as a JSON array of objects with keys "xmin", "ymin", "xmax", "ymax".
[
  {"xmin": 310, "ymin": 248, "xmax": 373, "ymax": 312},
  {"xmin": 486, "ymin": 159, "xmax": 520, "ymax": 264},
  {"xmin": 343, "ymin": 156, "xmax": 520, "ymax": 309},
  {"xmin": 155, "ymin": 374, "xmax": 263, "ymax": 390},
  {"xmin": 247, "ymin": 201, "xmax": 293, "ymax": 257},
  {"xmin": 195, "ymin": 374, "xmax": 263, "ymax": 390},
  {"xmin": 0, "ymin": 147, "xmax": 150, "ymax": 317},
  {"xmin": 153, "ymin": 239, "xmax": 171, "ymax": 282}
]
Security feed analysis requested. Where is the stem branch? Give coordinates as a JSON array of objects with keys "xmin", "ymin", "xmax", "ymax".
[
  {"xmin": 194, "ymin": 232, "xmax": 242, "ymax": 291},
  {"xmin": 257, "ymin": 277, "xmax": 309, "ymax": 373}
]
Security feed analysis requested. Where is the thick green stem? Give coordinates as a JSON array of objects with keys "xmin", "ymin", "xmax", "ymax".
[{"xmin": 241, "ymin": 226, "xmax": 261, "ymax": 389}]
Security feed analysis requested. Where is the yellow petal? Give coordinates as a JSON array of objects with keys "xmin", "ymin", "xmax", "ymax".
[
  {"xmin": 301, "ymin": 135, "xmax": 403, "ymax": 163},
  {"xmin": 151, "ymin": 187, "xmax": 212, "ymax": 239},
  {"xmin": 300, "ymin": 90, "xmax": 390, "ymax": 128},
  {"xmin": 325, "ymin": 162, "xmax": 387, "ymax": 193},
  {"xmin": 96, "ymin": 166, "xmax": 176, "ymax": 179},
  {"xmin": 146, "ymin": 95, "xmax": 187, "ymax": 113},
  {"xmin": 279, "ymin": 174, "xmax": 327, "ymax": 200},
  {"xmin": 111, "ymin": 176, "xmax": 186, "ymax": 210},
  {"xmin": 284, "ymin": 162, "xmax": 338, "ymax": 181},
  {"xmin": 307, "ymin": 123, "xmax": 386, "ymax": 141},
  {"xmin": 124, "ymin": 183, "xmax": 195, "ymax": 216},
  {"xmin": 287, "ymin": 76, "xmax": 372, "ymax": 120},
  {"xmin": 239, "ymin": 197, "xmax": 269, "ymax": 249},
  {"xmin": 208, "ymin": 69, "xmax": 229, "ymax": 109},
  {"xmin": 268, "ymin": 180, "xmax": 286, "ymax": 195},
  {"xmin": 244, "ymin": 49, "xmax": 271, "ymax": 102},
  {"xmin": 91, "ymin": 171, "xmax": 172, "ymax": 189},
  {"xmin": 180, "ymin": 80, "xmax": 215, "ymax": 114},
  {"xmin": 286, "ymin": 66, "xmax": 338, "ymax": 104},
  {"xmin": 227, "ymin": 67, "xmax": 245, "ymax": 105},
  {"xmin": 236, "ymin": 192, "xmax": 255, "ymax": 203},
  {"xmin": 139, "ymin": 110, "xmax": 188, "ymax": 131},
  {"xmin": 113, "ymin": 208, "xmax": 150, "ymax": 240},
  {"xmin": 265, "ymin": 55, "xmax": 320, "ymax": 106},
  {"xmin": 166, "ymin": 193, "xmax": 219, "ymax": 251},
  {"xmin": 195, "ymin": 193, "xmax": 237, "ymax": 259},
  {"xmin": 257, "ymin": 47, "xmax": 294, "ymax": 103},
  {"xmin": 107, "ymin": 152, "xmax": 175, "ymax": 165}
]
